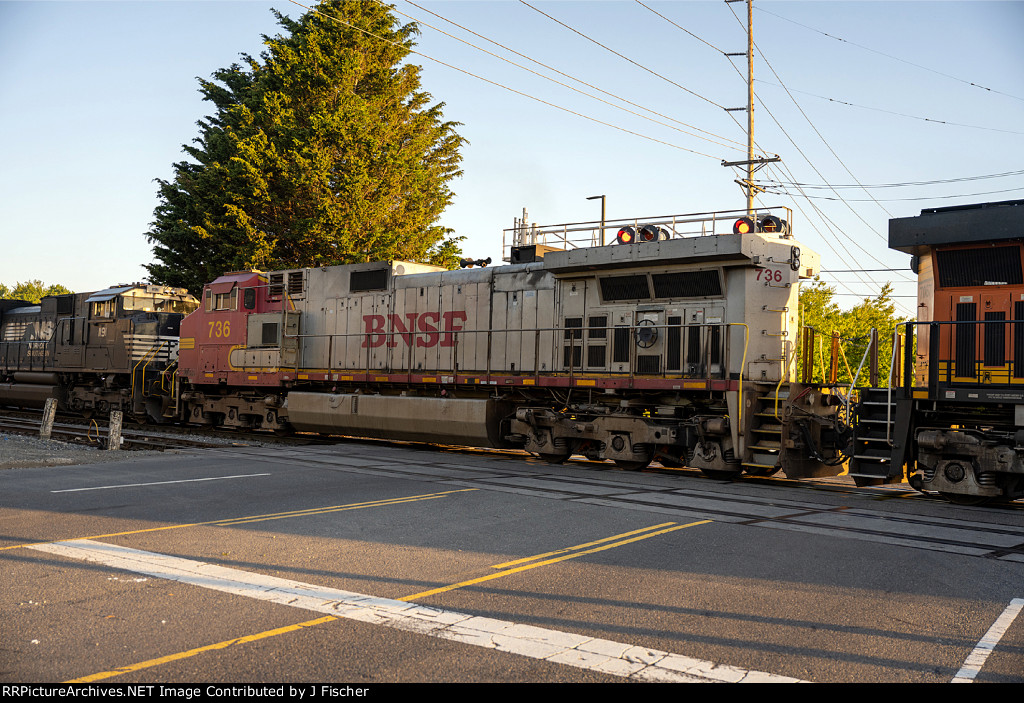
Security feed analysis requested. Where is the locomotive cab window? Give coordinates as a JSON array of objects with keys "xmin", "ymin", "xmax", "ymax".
[
  {"xmin": 214, "ymin": 289, "xmax": 237, "ymax": 311},
  {"xmin": 123, "ymin": 295, "xmax": 156, "ymax": 312},
  {"xmin": 90, "ymin": 299, "xmax": 115, "ymax": 319}
]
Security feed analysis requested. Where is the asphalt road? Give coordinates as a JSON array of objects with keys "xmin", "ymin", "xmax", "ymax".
[{"xmin": 2, "ymin": 441, "xmax": 1022, "ymax": 683}]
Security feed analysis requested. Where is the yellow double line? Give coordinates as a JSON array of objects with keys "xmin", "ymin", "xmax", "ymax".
[
  {"xmin": 70, "ymin": 519, "xmax": 712, "ymax": 682},
  {"xmin": 400, "ymin": 520, "xmax": 711, "ymax": 601},
  {"xmin": 57, "ymin": 490, "xmax": 710, "ymax": 683}
]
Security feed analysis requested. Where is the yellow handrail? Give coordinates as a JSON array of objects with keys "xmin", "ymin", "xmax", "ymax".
[
  {"xmin": 130, "ymin": 341, "xmax": 166, "ymax": 404},
  {"xmin": 728, "ymin": 323, "xmax": 749, "ymax": 429}
]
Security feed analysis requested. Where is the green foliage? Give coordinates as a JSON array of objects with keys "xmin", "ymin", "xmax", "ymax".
[
  {"xmin": 145, "ymin": 0, "xmax": 466, "ymax": 293},
  {"xmin": 0, "ymin": 280, "xmax": 73, "ymax": 303},
  {"xmin": 798, "ymin": 278, "xmax": 910, "ymax": 387}
]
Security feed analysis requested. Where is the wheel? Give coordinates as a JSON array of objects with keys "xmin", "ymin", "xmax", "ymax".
[
  {"xmin": 745, "ymin": 466, "xmax": 779, "ymax": 477},
  {"xmin": 853, "ymin": 476, "xmax": 884, "ymax": 487},
  {"xmin": 658, "ymin": 455, "xmax": 686, "ymax": 469},
  {"xmin": 539, "ymin": 452, "xmax": 571, "ymax": 465},
  {"xmin": 700, "ymin": 469, "xmax": 739, "ymax": 481},
  {"xmin": 939, "ymin": 492, "xmax": 992, "ymax": 506}
]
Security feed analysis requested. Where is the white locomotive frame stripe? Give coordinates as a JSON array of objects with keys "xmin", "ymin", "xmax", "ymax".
[{"xmin": 123, "ymin": 333, "xmax": 179, "ymax": 362}]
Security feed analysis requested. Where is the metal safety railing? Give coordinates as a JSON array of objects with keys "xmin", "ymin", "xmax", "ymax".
[
  {"xmin": 892, "ymin": 319, "xmax": 1024, "ymax": 397},
  {"xmin": 502, "ymin": 206, "xmax": 794, "ymax": 262},
  {"xmin": 279, "ymin": 320, "xmax": 756, "ymax": 386}
]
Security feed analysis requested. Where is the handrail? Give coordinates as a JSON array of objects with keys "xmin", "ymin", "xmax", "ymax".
[
  {"xmin": 728, "ymin": 323, "xmax": 750, "ymax": 429},
  {"xmin": 256, "ymin": 320, "xmax": 738, "ymax": 382},
  {"xmin": 130, "ymin": 341, "xmax": 166, "ymax": 405},
  {"xmin": 844, "ymin": 328, "xmax": 876, "ymax": 430},
  {"xmin": 503, "ymin": 205, "xmax": 795, "ymax": 261},
  {"xmin": 885, "ymin": 330, "xmax": 903, "ymax": 446}
]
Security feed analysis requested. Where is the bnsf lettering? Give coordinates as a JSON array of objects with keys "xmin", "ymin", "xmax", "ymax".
[{"xmin": 362, "ymin": 312, "xmax": 467, "ymax": 348}]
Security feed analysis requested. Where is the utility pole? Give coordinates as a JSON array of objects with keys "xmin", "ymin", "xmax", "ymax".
[{"xmin": 723, "ymin": 0, "xmax": 779, "ymax": 216}]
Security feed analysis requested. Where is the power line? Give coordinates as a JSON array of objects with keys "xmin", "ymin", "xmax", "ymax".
[
  {"xmin": 764, "ymin": 159, "xmax": 916, "ymax": 318},
  {"xmin": 519, "ymin": 0, "xmax": 730, "ymax": 111},
  {"xmin": 632, "ymin": 0, "xmax": 728, "ymax": 56},
  {"xmin": 724, "ymin": 3, "xmax": 899, "ymax": 233},
  {"xmin": 755, "ymin": 80, "xmax": 1024, "ymax": 136},
  {"xmin": 762, "ymin": 186, "xmax": 1024, "ymax": 203},
  {"xmin": 756, "ymin": 5, "xmax": 1024, "ymax": 104},
  {"xmin": 758, "ymin": 169, "xmax": 1024, "ymax": 190},
  {"xmin": 632, "ymin": 0, "xmax": 769, "ymax": 170},
  {"xmin": 397, "ymin": 0, "xmax": 747, "ymax": 152},
  {"xmin": 831, "ymin": 293, "xmax": 916, "ymax": 298},
  {"xmin": 290, "ymin": 1, "xmax": 723, "ymax": 160},
  {"xmin": 823, "ymin": 269, "xmax": 910, "ymax": 273}
]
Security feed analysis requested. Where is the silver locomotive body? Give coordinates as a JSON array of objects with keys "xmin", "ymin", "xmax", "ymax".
[{"xmin": 181, "ymin": 207, "xmax": 845, "ymax": 477}]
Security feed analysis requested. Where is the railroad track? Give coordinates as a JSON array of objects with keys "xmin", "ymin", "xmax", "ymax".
[
  {"xmin": 0, "ymin": 411, "xmax": 260, "ymax": 451},
  {"xmin": 4, "ymin": 408, "xmax": 1020, "ymax": 509}
]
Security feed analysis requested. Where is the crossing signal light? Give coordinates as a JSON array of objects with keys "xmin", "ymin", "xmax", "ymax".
[
  {"xmin": 639, "ymin": 224, "xmax": 669, "ymax": 242},
  {"xmin": 616, "ymin": 226, "xmax": 636, "ymax": 245},
  {"xmin": 759, "ymin": 215, "xmax": 786, "ymax": 234},
  {"xmin": 733, "ymin": 217, "xmax": 755, "ymax": 235},
  {"xmin": 732, "ymin": 215, "xmax": 790, "ymax": 235}
]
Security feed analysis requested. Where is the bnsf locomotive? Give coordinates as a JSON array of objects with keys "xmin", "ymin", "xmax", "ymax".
[
  {"xmin": 176, "ymin": 206, "xmax": 850, "ymax": 482},
  {"xmin": 0, "ymin": 285, "xmax": 198, "ymax": 420}
]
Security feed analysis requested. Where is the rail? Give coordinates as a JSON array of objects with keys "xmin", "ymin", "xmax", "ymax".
[{"xmin": 502, "ymin": 206, "xmax": 794, "ymax": 262}]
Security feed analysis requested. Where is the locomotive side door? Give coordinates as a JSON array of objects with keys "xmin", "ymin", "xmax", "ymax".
[
  {"xmin": 54, "ymin": 318, "xmax": 84, "ymax": 368},
  {"xmin": 456, "ymin": 280, "xmax": 488, "ymax": 374},
  {"xmin": 980, "ymin": 290, "xmax": 1011, "ymax": 381},
  {"xmin": 633, "ymin": 308, "xmax": 665, "ymax": 375},
  {"xmin": 85, "ymin": 298, "xmax": 115, "ymax": 371},
  {"xmin": 557, "ymin": 280, "xmax": 587, "ymax": 373}
]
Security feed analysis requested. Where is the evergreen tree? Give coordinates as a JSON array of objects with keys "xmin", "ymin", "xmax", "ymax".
[
  {"xmin": 145, "ymin": 1, "xmax": 465, "ymax": 292},
  {"xmin": 798, "ymin": 278, "xmax": 910, "ymax": 386}
]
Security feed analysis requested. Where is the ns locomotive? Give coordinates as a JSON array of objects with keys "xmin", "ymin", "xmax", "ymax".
[
  {"xmin": 0, "ymin": 284, "xmax": 198, "ymax": 421},
  {"xmin": 176, "ymin": 205, "xmax": 851, "ymax": 483}
]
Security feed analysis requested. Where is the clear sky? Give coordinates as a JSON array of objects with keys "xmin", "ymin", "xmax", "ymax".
[{"xmin": 1, "ymin": 0, "xmax": 1022, "ymax": 317}]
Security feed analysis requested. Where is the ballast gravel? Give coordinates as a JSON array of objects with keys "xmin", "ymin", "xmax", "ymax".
[{"xmin": 0, "ymin": 433, "xmax": 133, "ymax": 470}]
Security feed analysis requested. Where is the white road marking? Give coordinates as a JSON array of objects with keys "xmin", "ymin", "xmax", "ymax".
[
  {"xmin": 50, "ymin": 473, "xmax": 271, "ymax": 493},
  {"xmin": 951, "ymin": 598, "xmax": 1024, "ymax": 683},
  {"xmin": 30, "ymin": 539, "xmax": 803, "ymax": 683}
]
